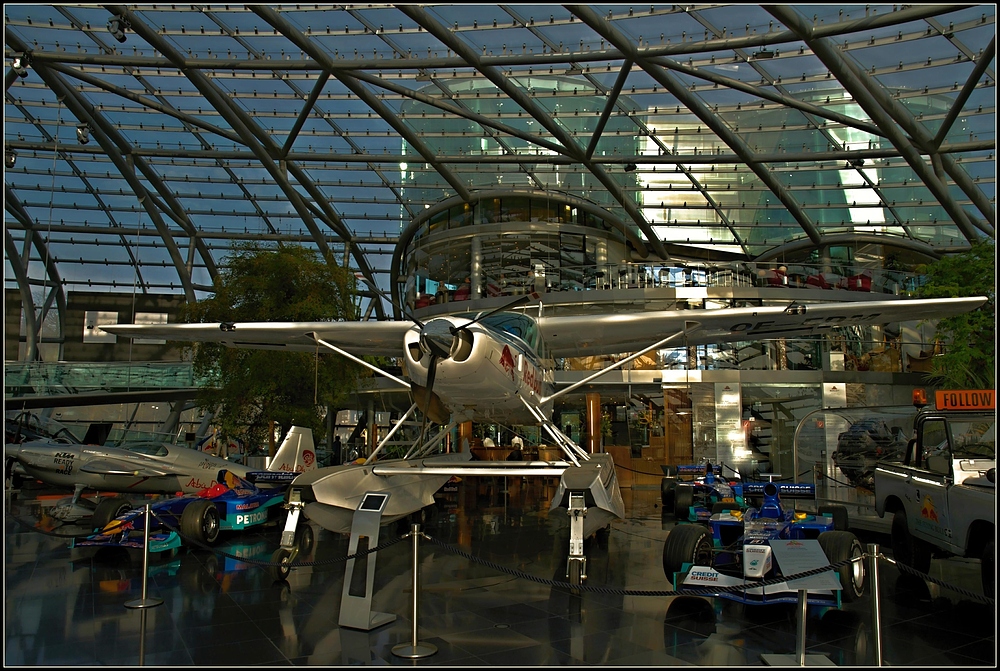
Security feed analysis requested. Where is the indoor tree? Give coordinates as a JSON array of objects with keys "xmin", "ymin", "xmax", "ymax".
[
  {"xmin": 180, "ymin": 242, "xmax": 362, "ymax": 454},
  {"xmin": 916, "ymin": 238, "xmax": 996, "ymax": 389}
]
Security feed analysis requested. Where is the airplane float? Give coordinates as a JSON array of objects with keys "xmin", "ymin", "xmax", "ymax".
[
  {"xmin": 105, "ymin": 293, "xmax": 987, "ymax": 587},
  {"xmin": 4, "ymin": 425, "xmax": 318, "ymax": 528}
]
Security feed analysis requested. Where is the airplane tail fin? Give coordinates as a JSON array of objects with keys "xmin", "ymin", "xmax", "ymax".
[{"xmin": 267, "ymin": 426, "xmax": 318, "ymax": 474}]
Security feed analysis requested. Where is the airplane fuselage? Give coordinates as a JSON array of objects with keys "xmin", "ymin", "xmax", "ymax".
[
  {"xmin": 7, "ymin": 441, "xmax": 249, "ymax": 494},
  {"xmin": 402, "ymin": 313, "xmax": 554, "ymax": 424}
]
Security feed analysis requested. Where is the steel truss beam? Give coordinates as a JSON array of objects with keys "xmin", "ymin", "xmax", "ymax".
[
  {"xmin": 107, "ymin": 5, "xmax": 385, "ymax": 317},
  {"xmin": 767, "ymin": 6, "xmax": 993, "ymax": 241},
  {"xmin": 570, "ymin": 5, "xmax": 823, "ymax": 247},
  {"xmin": 400, "ymin": 4, "xmax": 664, "ymax": 260}
]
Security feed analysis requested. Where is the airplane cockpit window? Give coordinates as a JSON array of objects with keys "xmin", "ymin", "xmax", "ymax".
[
  {"xmin": 469, "ymin": 313, "xmax": 539, "ymax": 352},
  {"xmin": 124, "ymin": 443, "xmax": 170, "ymax": 457}
]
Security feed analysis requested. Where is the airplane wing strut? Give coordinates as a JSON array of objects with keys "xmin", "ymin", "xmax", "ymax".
[
  {"xmin": 540, "ymin": 321, "xmax": 701, "ymax": 405},
  {"xmin": 308, "ymin": 332, "xmax": 411, "ymax": 388}
]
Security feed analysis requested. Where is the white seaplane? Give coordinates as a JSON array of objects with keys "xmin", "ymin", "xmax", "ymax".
[{"xmin": 106, "ymin": 293, "xmax": 986, "ymax": 585}]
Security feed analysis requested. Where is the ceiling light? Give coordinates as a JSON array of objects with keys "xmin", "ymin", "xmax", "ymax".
[
  {"xmin": 107, "ymin": 15, "xmax": 129, "ymax": 43},
  {"xmin": 76, "ymin": 125, "xmax": 90, "ymax": 145},
  {"xmin": 624, "ymin": 162, "xmax": 637, "ymax": 172},
  {"xmin": 11, "ymin": 54, "xmax": 29, "ymax": 78},
  {"xmin": 849, "ymin": 157, "xmax": 865, "ymax": 168},
  {"xmin": 5, "ymin": 149, "xmax": 16, "ymax": 168},
  {"xmin": 751, "ymin": 50, "xmax": 775, "ymax": 60}
]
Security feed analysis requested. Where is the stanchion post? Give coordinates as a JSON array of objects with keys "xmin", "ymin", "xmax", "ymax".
[
  {"xmin": 796, "ymin": 588, "xmax": 807, "ymax": 666},
  {"xmin": 391, "ymin": 523, "xmax": 437, "ymax": 659},
  {"xmin": 868, "ymin": 542, "xmax": 882, "ymax": 666},
  {"xmin": 125, "ymin": 503, "xmax": 163, "ymax": 609}
]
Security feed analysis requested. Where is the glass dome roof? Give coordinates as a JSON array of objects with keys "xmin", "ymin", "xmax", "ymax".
[{"xmin": 4, "ymin": 4, "xmax": 995, "ymax": 320}]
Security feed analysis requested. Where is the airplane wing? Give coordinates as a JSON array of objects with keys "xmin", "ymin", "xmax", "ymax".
[
  {"xmin": 536, "ymin": 296, "xmax": 987, "ymax": 358},
  {"xmin": 78, "ymin": 458, "xmax": 179, "ymax": 477},
  {"xmin": 102, "ymin": 320, "xmax": 414, "ymax": 357}
]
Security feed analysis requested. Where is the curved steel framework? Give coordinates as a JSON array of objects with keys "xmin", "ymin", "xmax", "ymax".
[{"xmin": 3, "ymin": 4, "xmax": 996, "ymax": 357}]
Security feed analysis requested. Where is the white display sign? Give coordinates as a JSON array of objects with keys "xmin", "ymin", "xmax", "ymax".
[{"xmin": 769, "ymin": 539, "xmax": 842, "ymax": 591}]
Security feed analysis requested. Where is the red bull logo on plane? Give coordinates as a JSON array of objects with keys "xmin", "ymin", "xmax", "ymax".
[
  {"xmin": 303, "ymin": 450, "xmax": 315, "ymax": 467},
  {"xmin": 499, "ymin": 345, "xmax": 517, "ymax": 382}
]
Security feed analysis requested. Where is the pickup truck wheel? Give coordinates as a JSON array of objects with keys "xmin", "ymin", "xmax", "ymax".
[
  {"xmin": 891, "ymin": 509, "xmax": 931, "ymax": 574},
  {"xmin": 180, "ymin": 500, "xmax": 220, "ymax": 545},
  {"xmin": 982, "ymin": 541, "xmax": 994, "ymax": 597},
  {"xmin": 661, "ymin": 476, "xmax": 677, "ymax": 509},
  {"xmin": 663, "ymin": 524, "xmax": 713, "ymax": 583},
  {"xmin": 673, "ymin": 484, "xmax": 694, "ymax": 520},
  {"xmin": 818, "ymin": 531, "xmax": 866, "ymax": 602}
]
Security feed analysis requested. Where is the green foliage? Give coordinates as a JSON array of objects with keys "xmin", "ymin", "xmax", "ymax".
[
  {"xmin": 916, "ymin": 238, "xmax": 996, "ymax": 389},
  {"xmin": 180, "ymin": 242, "xmax": 362, "ymax": 449}
]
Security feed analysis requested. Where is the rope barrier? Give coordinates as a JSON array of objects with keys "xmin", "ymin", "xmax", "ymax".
[
  {"xmin": 878, "ymin": 552, "xmax": 995, "ymax": 606},
  {"xmin": 816, "ymin": 470, "xmax": 874, "ymax": 493},
  {"xmin": 9, "ymin": 500, "xmax": 993, "ymax": 606}
]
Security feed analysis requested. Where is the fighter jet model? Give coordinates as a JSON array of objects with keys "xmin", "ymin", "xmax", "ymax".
[
  {"xmin": 5, "ymin": 425, "xmax": 318, "ymax": 527},
  {"xmin": 106, "ymin": 294, "xmax": 987, "ymax": 582}
]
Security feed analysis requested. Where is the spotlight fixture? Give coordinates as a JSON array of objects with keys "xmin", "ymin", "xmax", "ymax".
[
  {"xmin": 107, "ymin": 15, "xmax": 129, "ymax": 43},
  {"xmin": 4, "ymin": 148, "xmax": 16, "ymax": 169},
  {"xmin": 849, "ymin": 157, "xmax": 865, "ymax": 168},
  {"xmin": 624, "ymin": 162, "xmax": 637, "ymax": 172},
  {"xmin": 76, "ymin": 124, "xmax": 90, "ymax": 145},
  {"xmin": 11, "ymin": 54, "xmax": 29, "ymax": 78},
  {"xmin": 751, "ymin": 50, "xmax": 775, "ymax": 60}
]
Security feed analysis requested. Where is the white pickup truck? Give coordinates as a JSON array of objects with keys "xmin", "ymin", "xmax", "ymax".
[{"xmin": 873, "ymin": 399, "xmax": 995, "ymax": 596}]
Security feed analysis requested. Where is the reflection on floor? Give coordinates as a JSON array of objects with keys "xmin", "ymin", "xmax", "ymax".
[{"xmin": 4, "ymin": 476, "xmax": 995, "ymax": 666}]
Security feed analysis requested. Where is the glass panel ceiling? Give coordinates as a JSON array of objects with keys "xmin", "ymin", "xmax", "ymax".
[{"xmin": 3, "ymin": 4, "xmax": 995, "ymax": 314}]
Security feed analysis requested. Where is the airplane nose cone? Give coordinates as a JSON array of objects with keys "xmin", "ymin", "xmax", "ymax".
[{"xmin": 420, "ymin": 319, "xmax": 455, "ymax": 359}]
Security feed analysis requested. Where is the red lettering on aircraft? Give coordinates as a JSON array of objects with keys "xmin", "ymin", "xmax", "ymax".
[{"xmin": 521, "ymin": 364, "xmax": 542, "ymax": 396}]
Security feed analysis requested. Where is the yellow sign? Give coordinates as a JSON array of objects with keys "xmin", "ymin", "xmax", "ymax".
[{"xmin": 934, "ymin": 389, "xmax": 995, "ymax": 411}]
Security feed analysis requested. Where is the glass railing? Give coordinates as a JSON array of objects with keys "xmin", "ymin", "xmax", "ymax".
[
  {"xmin": 5, "ymin": 361, "xmax": 199, "ymax": 398},
  {"xmin": 411, "ymin": 260, "xmax": 926, "ymax": 307}
]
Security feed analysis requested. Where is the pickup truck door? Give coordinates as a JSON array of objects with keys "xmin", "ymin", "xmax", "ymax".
[{"xmin": 911, "ymin": 418, "xmax": 954, "ymax": 546}]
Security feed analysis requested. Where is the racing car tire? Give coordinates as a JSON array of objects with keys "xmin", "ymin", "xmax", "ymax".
[
  {"xmin": 673, "ymin": 484, "xmax": 694, "ymax": 520},
  {"xmin": 91, "ymin": 497, "xmax": 132, "ymax": 531},
  {"xmin": 661, "ymin": 476, "xmax": 677, "ymax": 509},
  {"xmin": 662, "ymin": 524, "xmax": 713, "ymax": 582},
  {"xmin": 818, "ymin": 530, "xmax": 866, "ymax": 602},
  {"xmin": 890, "ymin": 509, "xmax": 931, "ymax": 574},
  {"xmin": 818, "ymin": 504, "xmax": 849, "ymax": 531},
  {"xmin": 180, "ymin": 500, "xmax": 220, "ymax": 545},
  {"xmin": 270, "ymin": 547, "xmax": 292, "ymax": 581}
]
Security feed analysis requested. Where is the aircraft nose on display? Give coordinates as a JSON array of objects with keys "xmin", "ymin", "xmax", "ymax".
[{"xmin": 419, "ymin": 318, "xmax": 457, "ymax": 359}]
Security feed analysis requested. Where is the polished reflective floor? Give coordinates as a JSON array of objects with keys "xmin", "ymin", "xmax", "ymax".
[{"xmin": 5, "ymin": 475, "xmax": 995, "ymax": 666}]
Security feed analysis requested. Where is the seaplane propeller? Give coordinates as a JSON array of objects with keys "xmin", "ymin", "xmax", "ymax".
[{"xmin": 412, "ymin": 293, "xmax": 536, "ymax": 428}]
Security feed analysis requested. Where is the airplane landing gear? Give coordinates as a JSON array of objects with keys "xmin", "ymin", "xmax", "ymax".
[
  {"xmin": 270, "ymin": 489, "xmax": 305, "ymax": 582},
  {"xmin": 565, "ymin": 491, "xmax": 587, "ymax": 585}
]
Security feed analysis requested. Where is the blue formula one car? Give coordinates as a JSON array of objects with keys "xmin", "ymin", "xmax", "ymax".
[
  {"xmin": 72, "ymin": 470, "xmax": 291, "ymax": 554},
  {"xmin": 662, "ymin": 482, "xmax": 866, "ymax": 607},
  {"xmin": 661, "ymin": 462, "xmax": 746, "ymax": 521}
]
